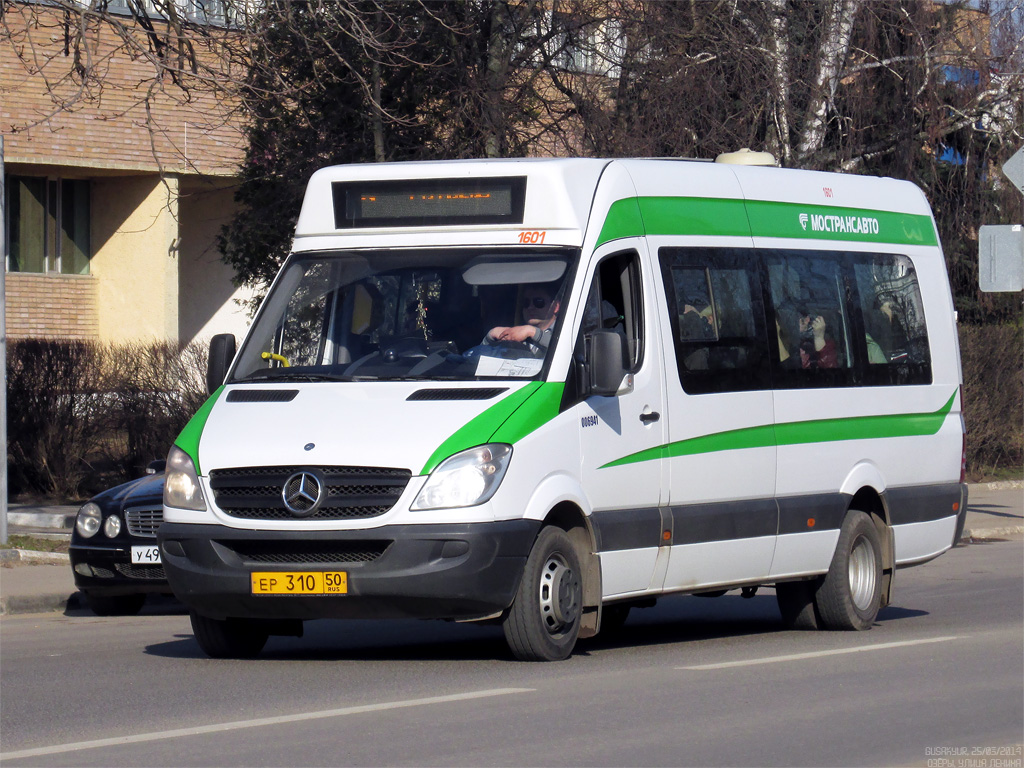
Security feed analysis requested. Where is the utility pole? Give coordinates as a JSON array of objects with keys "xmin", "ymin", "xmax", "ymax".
[{"xmin": 1, "ymin": 135, "xmax": 8, "ymax": 545}]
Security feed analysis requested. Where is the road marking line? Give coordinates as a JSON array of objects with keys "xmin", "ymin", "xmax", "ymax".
[
  {"xmin": 0, "ymin": 687, "xmax": 535, "ymax": 761},
  {"xmin": 678, "ymin": 636, "xmax": 963, "ymax": 671}
]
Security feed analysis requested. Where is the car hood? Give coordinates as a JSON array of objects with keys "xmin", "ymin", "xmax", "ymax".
[
  {"xmin": 195, "ymin": 381, "xmax": 533, "ymax": 477},
  {"xmin": 91, "ymin": 472, "xmax": 164, "ymax": 511}
]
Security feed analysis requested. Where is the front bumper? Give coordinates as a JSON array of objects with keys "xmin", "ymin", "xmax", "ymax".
[
  {"xmin": 158, "ymin": 520, "xmax": 541, "ymax": 622},
  {"xmin": 69, "ymin": 544, "xmax": 171, "ymax": 597}
]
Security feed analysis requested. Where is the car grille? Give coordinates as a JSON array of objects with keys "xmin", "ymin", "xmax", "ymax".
[
  {"xmin": 125, "ymin": 506, "xmax": 163, "ymax": 538},
  {"xmin": 217, "ymin": 540, "xmax": 390, "ymax": 565},
  {"xmin": 209, "ymin": 465, "xmax": 411, "ymax": 521},
  {"xmin": 115, "ymin": 563, "xmax": 167, "ymax": 580}
]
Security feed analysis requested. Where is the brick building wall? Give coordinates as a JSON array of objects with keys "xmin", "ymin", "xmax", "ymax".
[
  {"xmin": 4, "ymin": 273, "xmax": 98, "ymax": 340},
  {"xmin": 2, "ymin": 4, "xmax": 250, "ymax": 343},
  {"xmin": 1, "ymin": 5, "xmax": 245, "ymax": 173}
]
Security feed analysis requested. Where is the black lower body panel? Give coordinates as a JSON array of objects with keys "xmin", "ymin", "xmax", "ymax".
[{"xmin": 158, "ymin": 520, "xmax": 541, "ymax": 622}]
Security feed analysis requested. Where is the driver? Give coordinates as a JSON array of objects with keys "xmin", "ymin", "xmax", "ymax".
[{"xmin": 485, "ymin": 283, "xmax": 561, "ymax": 354}]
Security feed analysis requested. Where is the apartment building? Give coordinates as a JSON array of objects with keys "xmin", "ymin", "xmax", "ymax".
[{"xmin": 2, "ymin": 2, "xmax": 254, "ymax": 345}]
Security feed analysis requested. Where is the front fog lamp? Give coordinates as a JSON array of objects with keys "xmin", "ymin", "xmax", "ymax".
[
  {"xmin": 75, "ymin": 502, "xmax": 102, "ymax": 538},
  {"xmin": 164, "ymin": 445, "xmax": 207, "ymax": 511},
  {"xmin": 412, "ymin": 444, "xmax": 512, "ymax": 510},
  {"xmin": 103, "ymin": 514, "xmax": 122, "ymax": 538}
]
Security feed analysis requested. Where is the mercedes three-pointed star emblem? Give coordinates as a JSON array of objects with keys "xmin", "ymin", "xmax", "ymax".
[{"xmin": 282, "ymin": 471, "xmax": 323, "ymax": 517}]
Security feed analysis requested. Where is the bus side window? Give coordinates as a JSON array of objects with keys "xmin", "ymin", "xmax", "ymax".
[
  {"xmin": 766, "ymin": 251, "xmax": 853, "ymax": 383},
  {"xmin": 853, "ymin": 255, "xmax": 932, "ymax": 386},
  {"xmin": 660, "ymin": 247, "xmax": 769, "ymax": 395}
]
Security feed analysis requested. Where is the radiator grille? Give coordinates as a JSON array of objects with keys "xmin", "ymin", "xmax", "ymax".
[
  {"xmin": 125, "ymin": 506, "xmax": 163, "ymax": 538},
  {"xmin": 209, "ymin": 465, "xmax": 410, "ymax": 521}
]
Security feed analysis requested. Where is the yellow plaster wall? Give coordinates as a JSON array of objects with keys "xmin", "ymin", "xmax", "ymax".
[
  {"xmin": 90, "ymin": 175, "xmax": 180, "ymax": 342},
  {"xmin": 178, "ymin": 182, "xmax": 257, "ymax": 345}
]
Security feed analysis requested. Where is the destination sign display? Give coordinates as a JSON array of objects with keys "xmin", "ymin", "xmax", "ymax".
[{"xmin": 333, "ymin": 177, "xmax": 527, "ymax": 229}]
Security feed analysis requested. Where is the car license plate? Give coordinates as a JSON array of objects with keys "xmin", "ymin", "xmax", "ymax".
[
  {"xmin": 250, "ymin": 571, "xmax": 348, "ymax": 596},
  {"xmin": 130, "ymin": 545, "xmax": 162, "ymax": 564}
]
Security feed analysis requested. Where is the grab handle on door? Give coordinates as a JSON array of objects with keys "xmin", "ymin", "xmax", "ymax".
[{"xmin": 639, "ymin": 411, "xmax": 661, "ymax": 425}]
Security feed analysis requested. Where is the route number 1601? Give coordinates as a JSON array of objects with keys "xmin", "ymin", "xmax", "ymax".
[{"xmin": 518, "ymin": 231, "xmax": 546, "ymax": 244}]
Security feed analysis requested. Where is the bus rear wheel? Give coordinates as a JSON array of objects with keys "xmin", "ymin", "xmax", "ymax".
[
  {"xmin": 815, "ymin": 510, "xmax": 883, "ymax": 631},
  {"xmin": 503, "ymin": 526, "xmax": 582, "ymax": 661}
]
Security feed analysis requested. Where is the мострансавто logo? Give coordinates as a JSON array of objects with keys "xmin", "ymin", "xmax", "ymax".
[{"xmin": 799, "ymin": 212, "xmax": 880, "ymax": 235}]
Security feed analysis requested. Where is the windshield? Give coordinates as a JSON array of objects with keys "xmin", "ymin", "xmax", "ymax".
[{"xmin": 230, "ymin": 248, "xmax": 577, "ymax": 383}]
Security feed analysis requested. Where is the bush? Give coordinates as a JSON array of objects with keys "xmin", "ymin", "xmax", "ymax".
[
  {"xmin": 959, "ymin": 324, "xmax": 1023, "ymax": 479},
  {"xmin": 6, "ymin": 340, "xmax": 107, "ymax": 500},
  {"xmin": 6, "ymin": 339, "xmax": 209, "ymax": 501}
]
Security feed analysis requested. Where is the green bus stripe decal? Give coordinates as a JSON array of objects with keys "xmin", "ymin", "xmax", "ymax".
[
  {"xmin": 601, "ymin": 391, "xmax": 957, "ymax": 469},
  {"xmin": 173, "ymin": 386, "xmax": 224, "ymax": 475},
  {"xmin": 595, "ymin": 197, "xmax": 938, "ymax": 247},
  {"xmin": 420, "ymin": 382, "xmax": 565, "ymax": 475}
]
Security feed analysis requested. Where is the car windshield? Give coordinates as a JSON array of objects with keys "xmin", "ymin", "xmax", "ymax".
[{"xmin": 230, "ymin": 248, "xmax": 577, "ymax": 383}]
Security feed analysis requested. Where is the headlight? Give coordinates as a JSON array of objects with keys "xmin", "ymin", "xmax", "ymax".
[
  {"xmin": 164, "ymin": 445, "xmax": 207, "ymax": 511},
  {"xmin": 411, "ymin": 444, "xmax": 512, "ymax": 510},
  {"xmin": 103, "ymin": 514, "xmax": 122, "ymax": 538},
  {"xmin": 75, "ymin": 502, "xmax": 102, "ymax": 538}
]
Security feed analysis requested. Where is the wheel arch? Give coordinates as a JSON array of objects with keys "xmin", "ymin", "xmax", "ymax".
[{"xmin": 845, "ymin": 485, "xmax": 895, "ymax": 608}]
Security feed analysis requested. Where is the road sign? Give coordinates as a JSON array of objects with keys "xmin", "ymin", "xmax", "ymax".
[
  {"xmin": 979, "ymin": 224, "xmax": 1024, "ymax": 292},
  {"xmin": 1003, "ymin": 147, "xmax": 1024, "ymax": 193}
]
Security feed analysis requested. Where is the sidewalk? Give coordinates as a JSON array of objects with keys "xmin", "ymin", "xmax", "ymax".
[{"xmin": 1, "ymin": 482, "xmax": 1021, "ymax": 616}]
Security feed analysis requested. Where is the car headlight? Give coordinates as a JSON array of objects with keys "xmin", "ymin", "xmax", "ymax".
[
  {"xmin": 75, "ymin": 502, "xmax": 102, "ymax": 538},
  {"xmin": 103, "ymin": 514, "xmax": 122, "ymax": 538},
  {"xmin": 411, "ymin": 444, "xmax": 512, "ymax": 510},
  {"xmin": 164, "ymin": 445, "xmax": 207, "ymax": 511}
]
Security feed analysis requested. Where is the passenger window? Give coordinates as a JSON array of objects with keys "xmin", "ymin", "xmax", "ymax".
[
  {"xmin": 660, "ymin": 248, "xmax": 770, "ymax": 394},
  {"xmin": 766, "ymin": 252, "xmax": 853, "ymax": 383},
  {"xmin": 853, "ymin": 255, "xmax": 931, "ymax": 385}
]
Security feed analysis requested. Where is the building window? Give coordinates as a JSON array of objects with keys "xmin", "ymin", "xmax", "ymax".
[{"xmin": 5, "ymin": 176, "xmax": 91, "ymax": 275}]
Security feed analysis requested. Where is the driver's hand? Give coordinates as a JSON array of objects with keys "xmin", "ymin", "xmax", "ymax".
[
  {"xmin": 496, "ymin": 325, "xmax": 537, "ymax": 343},
  {"xmin": 488, "ymin": 326, "xmax": 511, "ymax": 340}
]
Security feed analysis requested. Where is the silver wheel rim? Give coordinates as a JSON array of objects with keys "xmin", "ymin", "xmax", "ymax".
[
  {"xmin": 538, "ymin": 552, "xmax": 580, "ymax": 635},
  {"xmin": 848, "ymin": 535, "xmax": 877, "ymax": 612}
]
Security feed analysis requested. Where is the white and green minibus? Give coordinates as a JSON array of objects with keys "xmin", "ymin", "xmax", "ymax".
[{"xmin": 160, "ymin": 156, "xmax": 967, "ymax": 661}]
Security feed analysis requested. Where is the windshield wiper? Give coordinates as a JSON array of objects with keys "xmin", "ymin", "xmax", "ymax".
[{"xmin": 236, "ymin": 371, "xmax": 351, "ymax": 383}]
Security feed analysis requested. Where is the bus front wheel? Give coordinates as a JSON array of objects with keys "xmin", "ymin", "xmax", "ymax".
[
  {"xmin": 503, "ymin": 526, "xmax": 582, "ymax": 661},
  {"xmin": 190, "ymin": 612, "xmax": 269, "ymax": 659}
]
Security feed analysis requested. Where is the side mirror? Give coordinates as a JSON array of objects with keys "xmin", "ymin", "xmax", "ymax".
[
  {"xmin": 586, "ymin": 331, "xmax": 632, "ymax": 397},
  {"xmin": 146, "ymin": 460, "xmax": 166, "ymax": 475},
  {"xmin": 207, "ymin": 334, "xmax": 237, "ymax": 395}
]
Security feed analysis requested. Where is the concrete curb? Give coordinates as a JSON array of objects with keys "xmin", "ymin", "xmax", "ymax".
[
  {"xmin": 961, "ymin": 526, "xmax": 1024, "ymax": 542},
  {"xmin": 6, "ymin": 511, "xmax": 74, "ymax": 529},
  {"xmin": 0, "ymin": 549, "xmax": 70, "ymax": 564},
  {"xmin": 0, "ymin": 592, "xmax": 83, "ymax": 617}
]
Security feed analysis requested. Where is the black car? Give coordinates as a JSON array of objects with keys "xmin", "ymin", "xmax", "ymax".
[{"xmin": 69, "ymin": 467, "xmax": 172, "ymax": 615}]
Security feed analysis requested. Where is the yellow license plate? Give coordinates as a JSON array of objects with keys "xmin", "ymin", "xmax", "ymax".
[{"xmin": 250, "ymin": 571, "xmax": 348, "ymax": 596}]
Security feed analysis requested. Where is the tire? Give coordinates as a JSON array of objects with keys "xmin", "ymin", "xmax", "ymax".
[
  {"xmin": 815, "ymin": 510, "xmax": 884, "ymax": 631},
  {"xmin": 775, "ymin": 579, "xmax": 821, "ymax": 630},
  {"xmin": 86, "ymin": 592, "xmax": 146, "ymax": 616},
  {"xmin": 190, "ymin": 612, "xmax": 269, "ymax": 659},
  {"xmin": 503, "ymin": 527, "xmax": 583, "ymax": 661}
]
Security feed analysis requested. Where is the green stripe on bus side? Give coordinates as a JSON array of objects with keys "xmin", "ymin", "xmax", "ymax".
[
  {"xmin": 600, "ymin": 391, "xmax": 957, "ymax": 469},
  {"xmin": 594, "ymin": 197, "xmax": 938, "ymax": 247},
  {"xmin": 172, "ymin": 386, "xmax": 224, "ymax": 475},
  {"xmin": 744, "ymin": 200, "xmax": 939, "ymax": 246},
  {"xmin": 420, "ymin": 382, "xmax": 565, "ymax": 475}
]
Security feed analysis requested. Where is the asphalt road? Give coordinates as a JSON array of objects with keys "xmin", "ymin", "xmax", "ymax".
[{"xmin": 1, "ymin": 538, "xmax": 1021, "ymax": 768}]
